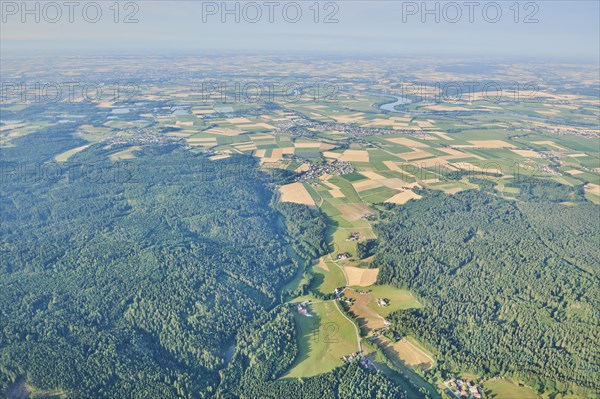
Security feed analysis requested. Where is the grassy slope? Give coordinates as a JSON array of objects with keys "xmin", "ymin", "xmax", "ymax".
[{"xmin": 283, "ymin": 301, "xmax": 359, "ymax": 378}]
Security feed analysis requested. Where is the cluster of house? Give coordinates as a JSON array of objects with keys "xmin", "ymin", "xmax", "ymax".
[
  {"xmin": 445, "ymin": 378, "xmax": 483, "ymax": 399},
  {"xmin": 358, "ymin": 356, "xmax": 377, "ymax": 371},
  {"xmin": 106, "ymin": 132, "xmax": 180, "ymax": 147},
  {"xmin": 333, "ymin": 288, "xmax": 349, "ymax": 299},
  {"xmin": 337, "ymin": 252, "xmax": 351, "ymax": 260},
  {"xmin": 341, "ymin": 352, "xmax": 377, "ymax": 371},
  {"xmin": 296, "ymin": 301, "xmax": 312, "ymax": 317},
  {"xmin": 347, "ymin": 232, "xmax": 360, "ymax": 241},
  {"xmin": 276, "ymin": 117, "xmax": 418, "ymax": 138},
  {"xmin": 367, "ymin": 327, "xmax": 388, "ymax": 340},
  {"xmin": 367, "ymin": 318, "xmax": 391, "ymax": 337},
  {"xmin": 296, "ymin": 160, "xmax": 355, "ymax": 181},
  {"xmin": 341, "ymin": 351, "xmax": 361, "ymax": 364}
]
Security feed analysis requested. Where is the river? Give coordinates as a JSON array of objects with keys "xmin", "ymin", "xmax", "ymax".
[{"xmin": 379, "ymin": 94, "xmax": 412, "ymax": 113}]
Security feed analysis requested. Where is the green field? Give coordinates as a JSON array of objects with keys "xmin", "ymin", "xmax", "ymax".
[
  {"xmin": 54, "ymin": 144, "xmax": 91, "ymax": 162},
  {"xmin": 311, "ymin": 258, "xmax": 347, "ymax": 295},
  {"xmin": 484, "ymin": 379, "xmax": 540, "ymax": 399},
  {"xmin": 331, "ymin": 227, "xmax": 360, "ymax": 257},
  {"xmin": 283, "ymin": 300, "xmax": 359, "ymax": 378},
  {"xmin": 358, "ymin": 284, "xmax": 423, "ymax": 317}
]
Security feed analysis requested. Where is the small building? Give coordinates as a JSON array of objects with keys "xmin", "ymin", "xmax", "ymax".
[
  {"xmin": 363, "ymin": 212, "xmax": 376, "ymax": 220},
  {"xmin": 376, "ymin": 298, "xmax": 389, "ymax": 307},
  {"xmin": 347, "ymin": 232, "xmax": 360, "ymax": 241}
]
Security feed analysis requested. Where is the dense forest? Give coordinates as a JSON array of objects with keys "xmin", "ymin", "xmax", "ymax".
[
  {"xmin": 0, "ymin": 125, "xmax": 415, "ymax": 398},
  {"xmin": 373, "ymin": 187, "xmax": 599, "ymax": 397}
]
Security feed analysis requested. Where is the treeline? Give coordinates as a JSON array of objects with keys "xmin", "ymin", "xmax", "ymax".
[
  {"xmin": 372, "ymin": 187, "xmax": 599, "ymax": 397},
  {"xmin": 275, "ymin": 202, "xmax": 328, "ymax": 260},
  {"xmin": 506, "ymin": 178, "xmax": 587, "ymax": 203},
  {"xmin": 357, "ymin": 239, "xmax": 378, "ymax": 260}
]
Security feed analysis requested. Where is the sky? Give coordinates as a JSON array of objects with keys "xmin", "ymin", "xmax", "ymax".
[{"xmin": 1, "ymin": 1, "xmax": 599, "ymax": 61}]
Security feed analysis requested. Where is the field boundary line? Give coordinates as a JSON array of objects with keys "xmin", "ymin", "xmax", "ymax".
[
  {"xmin": 403, "ymin": 338, "xmax": 435, "ymax": 365},
  {"xmin": 333, "ymin": 299, "xmax": 361, "ymax": 353}
]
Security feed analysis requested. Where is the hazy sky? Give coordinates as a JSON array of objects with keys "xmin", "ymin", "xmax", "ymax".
[{"xmin": 1, "ymin": 1, "xmax": 599, "ymax": 61}]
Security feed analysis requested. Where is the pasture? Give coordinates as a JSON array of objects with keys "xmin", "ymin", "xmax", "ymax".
[
  {"xmin": 484, "ymin": 379, "xmax": 540, "ymax": 399},
  {"xmin": 343, "ymin": 285, "xmax": 422, "ymax": 331},
  {"xmin": 283, "ymin": 301, "xmax": 359, "ymax": 378},
  {"xmin": 311, "ymin": 258, "xmax": 347, "ymax": 295},
  {"xmin": 54, "ymin": 144, "xmax": 91, "ymax": 162},
  {"xmin": 364, "ymin": 285, "xmax": 422, "ymax": 316},
  {"xmin": 391, "ymin": 337, "xmax": 435, "ymax": 370}
]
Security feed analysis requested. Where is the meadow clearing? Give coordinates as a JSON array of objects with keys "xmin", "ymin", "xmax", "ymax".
[
  {"xmin": 54, "ymin": 144, "xmax": 92, "ymax": 162},
  {"xmin": 343, "ymin": 285, "xmax": 422, "ymax": 332},
  {"xmin": 283, "ymin": 300, "xmax": 359, "ymax": 378},
  {"xmin": 483, "ymin": 379, "xmax": 541, "ymax": 399},
  {"xmin": 361, "ymin": 285, "xmax": 423, "ymax": 316},
  {"xmin": 344, "ymin": 289, "xmax": 387, "ymax": 335},
  {"xmin": 311, "ymin": 257, "xmax": 347, "ymax": 295}
]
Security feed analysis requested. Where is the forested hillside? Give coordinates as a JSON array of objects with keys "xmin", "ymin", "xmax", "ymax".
[
  {"xmin": 373, "ymin": 188, "xmax": 599, "ymax": 397},
  {"xmin": 0, "ymin": 128, "xmax": 288, "ymax": 397},
  {"xmin": 0, "ymin": 125, "xmax": 417, "ymax": 398}
]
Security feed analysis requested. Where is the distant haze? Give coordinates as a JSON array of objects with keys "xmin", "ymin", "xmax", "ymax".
[{"xmin": 1, "ymin": 1, "xmax": 599, "ymax": 61}]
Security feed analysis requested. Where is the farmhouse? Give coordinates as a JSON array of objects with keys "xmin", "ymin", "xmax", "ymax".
[
  {"xmin": 362, "ymin": 212, "xmax": 376, "ymax": 220},
  {"xmin": 297, "ymin": 301, "xmax": 312, "ymax": 317},
  {"xmin": 347, "ymin": 232, "xmax": 360, "ymax": 241},
  {"xmin": 376, "ymin": 298, "xmax": 389, "ymax": 307},
  {"xmin": 444, "ymin": 377, "xmax": 483, "ymax": 399},
  {"xmin": 359, "ymin": 356, "xmax": 377, "ymax": 370}
]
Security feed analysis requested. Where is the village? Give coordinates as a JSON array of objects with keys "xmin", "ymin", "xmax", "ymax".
[
  {"xmin": 296, "ymin": 159, "xmax": 355, "ymax": 181},
  {"xmin": 275, "ymin": 117, "xmax": 427, "ymax": 138},
  {"xmin": 444, "ymin": 377, "xmax": 483, "ymax": 399}
]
